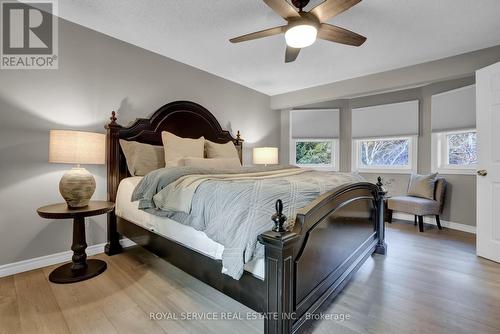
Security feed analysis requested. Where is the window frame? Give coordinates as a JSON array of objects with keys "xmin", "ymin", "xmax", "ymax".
[
  {"xmin": 431, "ymin": 128, "xmax": 477, "ymax": 175},
  {"xmin": 290, "ymin": 138, "xmax": 340, "ymax": 171},
  {"xmin": 351, "ymin": 135, "xmax": 418, "ymax": 174}
]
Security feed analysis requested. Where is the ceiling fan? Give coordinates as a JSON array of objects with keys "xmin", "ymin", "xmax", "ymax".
[{"xmin": 230, "ymin": 0, "xmax": 366, "ymax": 63}]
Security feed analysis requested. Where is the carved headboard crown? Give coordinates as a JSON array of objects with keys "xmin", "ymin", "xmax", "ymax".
[
  {"xmin": 116, "ymin": 101, "xmax": 241, "ymax": 145},
  {"xmin": 105, "ymin": 101, "xmax": 243, "ymax": 202}
]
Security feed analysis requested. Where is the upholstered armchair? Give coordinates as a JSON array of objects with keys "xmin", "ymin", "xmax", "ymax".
[{"xmin": 387, "ymin": 177, "xmax": 447, "ymax": 232}]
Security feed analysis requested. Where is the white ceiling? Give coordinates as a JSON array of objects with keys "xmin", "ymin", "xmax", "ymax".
[{"xmin": 59, "ymin": 0, "xmax": 500, "ymax": 96}]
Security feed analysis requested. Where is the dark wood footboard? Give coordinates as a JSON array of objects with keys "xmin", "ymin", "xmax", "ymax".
[{"xmin": 258, "ymin": 180, "xmax": 386, "ymax": 334}]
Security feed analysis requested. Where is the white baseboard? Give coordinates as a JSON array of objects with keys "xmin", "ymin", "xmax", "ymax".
[
  {"xmin": 392, "ymin": 213, "xmax": 476, "ymax": 234},
  {"xmin": 0, "ymin": 238, "xmax": 136, "ymax": 279}
]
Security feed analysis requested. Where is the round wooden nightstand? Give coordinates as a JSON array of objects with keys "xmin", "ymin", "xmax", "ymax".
[{"xmin": 37, "ymin": 201, "xmax": 115, "ymax": 284}]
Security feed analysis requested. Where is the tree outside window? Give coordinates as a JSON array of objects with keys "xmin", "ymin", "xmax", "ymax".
[
  {"xmin": 360, "ymin": 139, "xmax": 409, "ymax": 166},
  {"xmin": 447, "ymin": 132, "xmax": 477, "ymax": 165},
  {"xmin": 295, "ymin": 141, "xmax": 332, "ymax": 165}
]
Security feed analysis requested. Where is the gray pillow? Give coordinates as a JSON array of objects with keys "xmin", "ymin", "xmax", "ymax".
[
  {"xmin": 407, "ymin": 173, "xmax": 438, "ymax": 200},
  {"xmin": 120, "ymin": 140, "xmax": 165, "ymax": 176}
]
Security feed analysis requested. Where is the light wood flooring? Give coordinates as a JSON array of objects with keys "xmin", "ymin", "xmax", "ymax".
[{"xmin": 1, "ymin": 221, "xmax": 500, "ymax": 334}]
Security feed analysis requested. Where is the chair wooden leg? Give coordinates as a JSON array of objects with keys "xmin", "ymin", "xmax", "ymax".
[
  {"xmin": 418, "ymin": 216, "xmax": 424, "ymax": 233},
  {"xmin": 414, "ymin": 215, "xmax": 417, "ymax": 226},
  {"xmin": 387, "ymin": 209, "xmax": 393, "ymax": 224},
  {"xmin": 435, "ymin": 215, "xmax": 443, "ymax": 230}
]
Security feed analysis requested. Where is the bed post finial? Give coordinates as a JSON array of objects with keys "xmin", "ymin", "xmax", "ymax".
[
  {"xmin": 376, "ymin": 176, "xmax": 386, "ymax": 194},
  {"xmin": 272, "ymin": 199, "xmax": 287, "ymax": 232},
  {"xmin": 109, "ymin": 111, "xmax": 118, "ymax": 126},
  {"xmin": 235, "ymin": 130, "xmax": 243, "ymax": 145}
]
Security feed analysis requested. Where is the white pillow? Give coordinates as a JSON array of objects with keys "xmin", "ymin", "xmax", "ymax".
[
  {"xmin": 161, "ymin": 131, "xmax": 204, "ymax": 166},
  {"xmin": 205, "ymin": 139, "xmax": 240, "ymax": 162},
  {"xmin": 182, "ymin": 157, "xmax": 242, "ymax": 170}
]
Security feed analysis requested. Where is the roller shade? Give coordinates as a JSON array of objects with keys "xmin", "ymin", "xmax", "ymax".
[
  {"xmin": 352, "ymin": 100, "xmax": 419, "ymax": 138},
  {"xmin": 431, "ymin": 85, "xmax": 476, "ymax": 132},
  {"xmin": 291, "ymin": 109, "xmax": 340, "ymax": 138}
]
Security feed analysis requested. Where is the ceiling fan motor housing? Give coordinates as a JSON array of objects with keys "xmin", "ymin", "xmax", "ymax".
[
  {"xmin": 291, "ymin": 0, "xmax": 310, "ymax": 11},
  {"xmin": 286, "ymin": 11, "xmax": 320, "ymax": 31}
]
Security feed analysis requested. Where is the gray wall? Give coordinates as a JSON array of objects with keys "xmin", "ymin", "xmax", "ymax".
[
  {"xmin": 282, "ymin": 76, "xmax": 477, "ymax": 227},
  {"xmin": 0, "ymin": 19, "xmax": 278, "ymax": 266}
]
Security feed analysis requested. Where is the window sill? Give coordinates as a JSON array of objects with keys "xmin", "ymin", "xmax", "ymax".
[
  {"xmin": 434, "ymin": 168, "xmax": 477, "ymax": 175},
  {"xmin": 354, "ymin": 168, "xmax": 415, "ymax": 174}
]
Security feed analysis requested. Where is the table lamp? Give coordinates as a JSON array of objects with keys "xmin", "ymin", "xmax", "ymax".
[
  {"xmin": 253, "ymin": 147, "xmax": 279, "ymax": 166},
  {"xmin": 49, "ymin": 130, "xmax": 105, "ymax": 208}
]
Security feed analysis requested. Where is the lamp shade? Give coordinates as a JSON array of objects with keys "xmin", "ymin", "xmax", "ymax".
[
  {"xmin": 49, "ymin": 130, "xmax": 105, "ymax": 165},
  {"xmin": 253, "ymin": 147, "xmax": 279, "ymax": 165}
]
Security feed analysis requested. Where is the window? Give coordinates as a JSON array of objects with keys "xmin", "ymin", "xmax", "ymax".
[
  {"xmin": 432, "ymin": 129, "xmax": 477, "ymax": 174},
  {"xmin": 352, "ymin": 136, "xmax": 417, "ymax": 173},
  {"xmin": 291, "ymin": 139, "xmax": 339, "ymax": 170},
  {"xmin": 289, "ymin": 109, "xmax": 340, "ymax": 170}
]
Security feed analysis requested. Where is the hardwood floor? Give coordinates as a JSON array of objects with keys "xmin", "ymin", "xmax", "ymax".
[{"xmin": 1, "ymin": 222, "xmax": 500, "ymax": 334}]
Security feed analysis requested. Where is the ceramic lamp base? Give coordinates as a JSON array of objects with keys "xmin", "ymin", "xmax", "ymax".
[{"xmin": 59, "ymin": 167, "xmax": 96, "ymax": 208}]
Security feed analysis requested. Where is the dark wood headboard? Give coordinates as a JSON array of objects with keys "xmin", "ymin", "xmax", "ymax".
[{"xmin": 105, "ymin": 101, "xmax": 243, "ymax": 203}]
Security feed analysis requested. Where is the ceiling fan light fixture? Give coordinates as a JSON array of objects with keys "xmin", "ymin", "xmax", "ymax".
[{"xmin": 285, "ymin": 24, "xmax": 317, "ymax": 48}]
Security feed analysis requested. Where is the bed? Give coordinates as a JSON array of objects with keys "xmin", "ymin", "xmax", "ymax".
[{"xmin": 105, "ymin": 101, "xmax": 387, "ymax": 334}]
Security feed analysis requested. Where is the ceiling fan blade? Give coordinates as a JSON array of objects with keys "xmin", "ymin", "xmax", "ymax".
[
  {"xmin": 263, "ymin": 0, "xmax": 300, "ymax": 19},
  {"xmin": 230, "ymin": 26, "xmax": 285, "ymax": 43},
  {"xmin": 310, "ymin": 0, "xmax": 361, "ymax": 22},
  {"xmin": 285, "ymin": 46, "xmax": 301, "ymax": 63},
  {"xmin": 318, "ymin": 23, "xmax": 366, "ymax": 46}
]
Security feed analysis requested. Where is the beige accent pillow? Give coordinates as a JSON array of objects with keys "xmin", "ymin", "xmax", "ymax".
[
  {"xmin": 407, "ymin": 173, "xmax": 438, "ymax": 200},
  {"xmin": 205, "ymin": 139, "xmax": 240, "ymax": 161},
  {"xmin": 161, "ymin": 131, "xmax": 205, "ymax": 166},
  {"xmin": 119, "ymin": 140, "xmax": 165, "ymax": 176},
  {"xmin": 182, "ymin": 157, "xmax": 242, "ymax": 169}
]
